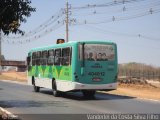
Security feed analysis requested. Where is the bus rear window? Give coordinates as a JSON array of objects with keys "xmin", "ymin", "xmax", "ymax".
[{"xmin": 79, "ymin": 44, "xmax": 115, "ymax": 61}]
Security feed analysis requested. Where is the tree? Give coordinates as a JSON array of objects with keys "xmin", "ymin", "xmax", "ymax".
[{"xmin": 0, "ymin": 0, "xmax": 36, "ymax": 35}]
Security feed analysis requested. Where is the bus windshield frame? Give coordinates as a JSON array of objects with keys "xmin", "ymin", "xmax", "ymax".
[{"xmin": 79, "ymin": 43, "xmax": 115, "ymax": 62}]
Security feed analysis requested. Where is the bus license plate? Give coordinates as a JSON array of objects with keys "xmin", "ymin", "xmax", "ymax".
[{"xmin": 92, "ymin": 78, "xmax": 101, "ymax": 82}]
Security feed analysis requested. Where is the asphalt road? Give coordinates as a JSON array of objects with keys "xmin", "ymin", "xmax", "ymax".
[{"xmin": 0, "ymin": 80, "xmax": 160, "ymax": 120}]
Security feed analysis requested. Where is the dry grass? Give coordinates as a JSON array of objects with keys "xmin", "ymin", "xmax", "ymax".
[
  {"xmin": 0, "ymin": 71, "xmax": 27, "ymax": 82},
  {"xmin": 107, "ymin": 83, "xmax": 160, "ymax": 100}
]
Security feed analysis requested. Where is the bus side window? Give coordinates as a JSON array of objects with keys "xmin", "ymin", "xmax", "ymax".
[
  {"xmin": 54, "ymin": 49, "xmax": 61, "ymax": 66},
  {"xmin": 48, "ymin": 49, "xmax": 54, "ymax": 65},
  {"xmin": 62, "ymin": 47, "xmax": 71, "ymax": 66},
  {"xmin": 32, "ymin": 52, "xmax": 36, "ymax": 66},
  {"xmin": 27, "ymin": 56, "xmax": 31, "ymax": 66},
  {"xmin": 41, "ymin": 50, "xmax": 48, "ymax": 65},
  {"xmin": 36, "ymin": 51, "xmax": 41, "ymax": 65}
]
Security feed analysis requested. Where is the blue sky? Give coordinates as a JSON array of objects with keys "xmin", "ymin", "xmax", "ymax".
[{"xmin": 2, "ymin": 0, "xmax": 160, "ymax": 67}]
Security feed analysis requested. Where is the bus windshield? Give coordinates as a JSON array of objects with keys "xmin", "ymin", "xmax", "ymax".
[{"xmin": 79, "ymin": 44, "xmax": 115, "ymax": 61}]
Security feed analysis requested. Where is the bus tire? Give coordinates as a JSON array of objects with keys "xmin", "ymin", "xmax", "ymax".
[
  {"xmin": 32, "ymin": 77, "xmax": 40, "ymax": 92},
  {"xmin": 82, "ymin": 90, "xmax": 96, "ymax": 98},
  {"xmin": 52, "ymin": 80, "xmax": 60, "ymax": 97}
]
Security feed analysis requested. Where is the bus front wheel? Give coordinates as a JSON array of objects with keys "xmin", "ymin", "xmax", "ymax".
[
  {"xmin": 32, "ymin": 78, "xmax": 40, "ymax": 92},
  {"xmin": 52, "ymin": 80, "xmax": 60, "ymax": 97},
  {"xmin": 82, "ymin": 90, "xmax": 96, "ymax": 98}
]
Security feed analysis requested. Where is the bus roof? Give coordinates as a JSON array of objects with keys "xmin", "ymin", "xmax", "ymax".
[{"xmin": 28, "ymin": 40, "xmax": 116, "ymax": 53}]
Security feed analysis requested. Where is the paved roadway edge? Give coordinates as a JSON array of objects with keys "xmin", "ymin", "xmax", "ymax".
[
  {"xmin": 0, "ymin": 107, "xmax": 19, "ymax": 120},
  {"xmin": 1, "ymin": 79, "xmax": 160, "ymax": 103},
  {"xmin": 0, "ymin": 80, "xmax": 25, "ymax": 119}
]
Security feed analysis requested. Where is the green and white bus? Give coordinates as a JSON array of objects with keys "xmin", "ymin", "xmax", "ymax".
[{"xmin": 27, "ymin": 40, "xmax": 118, "ymax": 97}]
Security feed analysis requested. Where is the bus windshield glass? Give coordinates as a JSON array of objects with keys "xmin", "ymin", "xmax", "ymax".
[{"xmin": 79, "ymin": 44, "xmax": 115, "ymax": 61}]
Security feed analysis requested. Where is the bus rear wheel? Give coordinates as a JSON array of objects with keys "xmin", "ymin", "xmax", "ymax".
[
  {"xmin": 52, "ymin": 80, "xmax": 60, "ymax": 97},
  {"xmin": 82, "ymin": 90, "xmax": 96, "ymax": 98}
]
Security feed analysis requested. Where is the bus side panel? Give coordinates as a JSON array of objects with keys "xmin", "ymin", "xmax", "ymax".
[{"xmin": 58, "ymin": 66, "xmax": 72, "ymax": 80}]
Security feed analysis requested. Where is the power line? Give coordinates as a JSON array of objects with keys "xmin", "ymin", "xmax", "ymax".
[
  {"xmin": 3, "ymin": 9, "xmax": 64, "ymax": 39},
  {"xmin": 2, "ymin": 22, "xmax": 63, "ymax": 44},
  {"xmin": 71, "ymin": 1, "xmax": 160, "ymax": 17},
  {"xmin": 2, "ymin": 1, "xmax": 73, "ymax": 44},
  {"xmin": 84, "ymin": 25, "xmax": 160, "ymax": 41},
  {"xmin": 72, "ymin": 8, "xmax": 160, "ymax": 25},
  {"xmin": 71, "ymin": 0, "xmax": 146, "ymax": 10},
  {"xmin": 2, "ymin": 0, "xmax": 160, "ymax": 45}
]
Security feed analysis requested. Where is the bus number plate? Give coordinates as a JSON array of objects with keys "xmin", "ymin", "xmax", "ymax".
[
  {"xmin": 88, "ymin": 72, "xmax": 105, "ymax": 76},
  {"xmin": 92, "ymin": 78, "xmax": 101, "ymax": 82}
]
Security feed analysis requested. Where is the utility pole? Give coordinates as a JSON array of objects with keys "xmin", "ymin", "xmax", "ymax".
[{"xmin": 66, "ymin": 0, "xmax": 69, "ymax": 42}]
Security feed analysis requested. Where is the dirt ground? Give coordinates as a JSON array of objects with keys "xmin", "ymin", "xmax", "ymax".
[
  {"xmin": 0, "ymin": 71, "xmax": 27, "ymax": 82},
  {"xmin": 107, "ymin": 83, "xmax": 160, "ymax": 100},
  {"xmin": 0, "ymin": 71, "xmax": 160, "ymax": 100}
]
